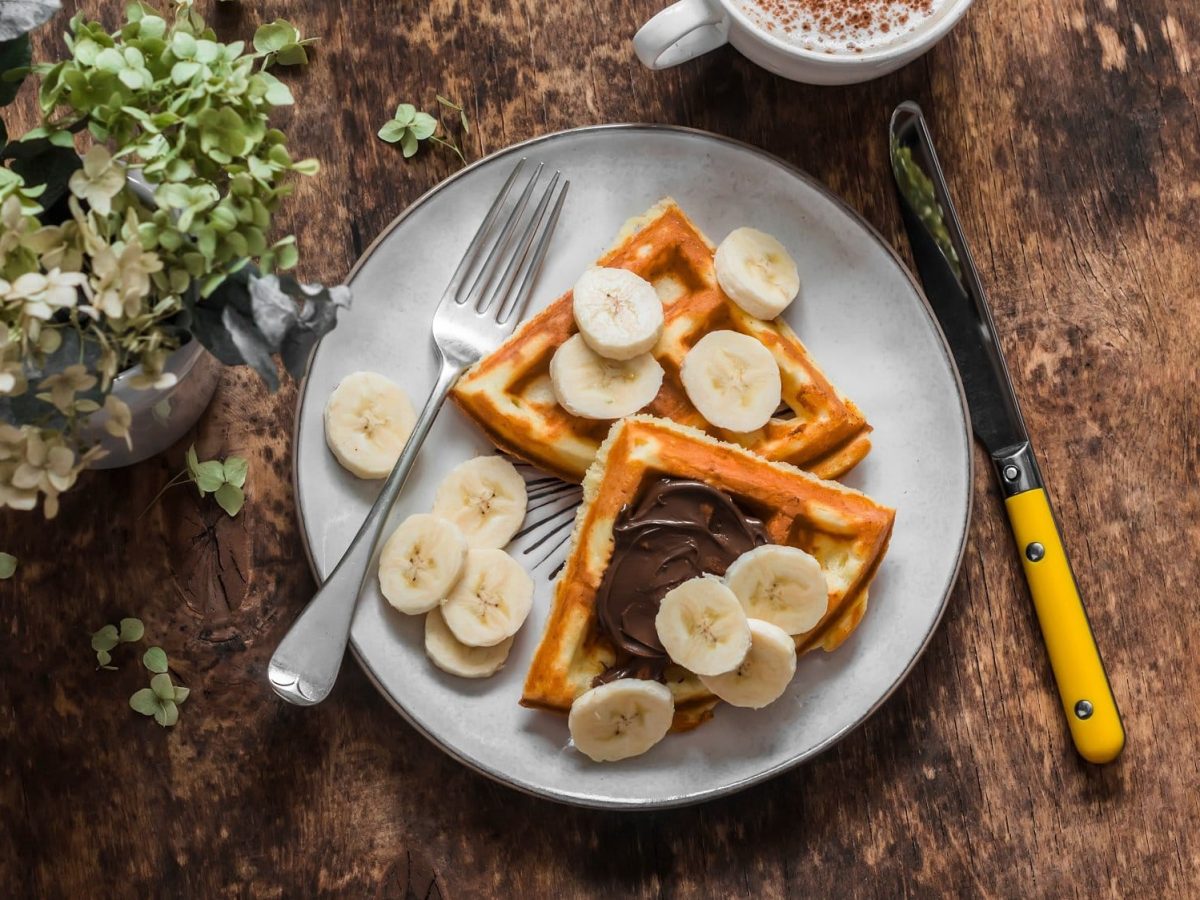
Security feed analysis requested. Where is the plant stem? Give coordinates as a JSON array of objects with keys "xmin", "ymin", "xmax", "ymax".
[{"xmin": 138, "ymin": 468, "xmax": 190, "ymax": 518}]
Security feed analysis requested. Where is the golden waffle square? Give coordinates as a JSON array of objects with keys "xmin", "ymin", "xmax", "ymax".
[
  {"xmin": 520, "ymin": 416, "xmax": 896, "ymax": 731},
  {"xmin": 451, "ymin": 199, "xmax": 872, "ymax": 483}
]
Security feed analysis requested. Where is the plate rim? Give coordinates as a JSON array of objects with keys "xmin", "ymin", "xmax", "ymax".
[{"xmin": 291, "ymin": 122, "xmax": 975, "ymax": 810}]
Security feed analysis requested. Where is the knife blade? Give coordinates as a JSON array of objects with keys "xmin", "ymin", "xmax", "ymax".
[{"xmin": 889, "ymin": 101, "xmax": 1125, "ymax": 764}]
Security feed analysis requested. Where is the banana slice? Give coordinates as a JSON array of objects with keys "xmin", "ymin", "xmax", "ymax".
[
  {"xmin": 440, "ymin": 548, "xmax": 533, "ymax": 647},
  {"xmin": 699, "ymin": 618, "xmax": 797, "ymax": 708},
  {"xmin": 572, "ymin": 267, "xmax": 664, "ymax": 360},
  {"xmin": 568, "ymin": 679, "xmax": 675, "ymax": 762},
  {"xmin": 432, "ymin": 455, "xmax": 528, "ymax": 549},
  {"xmin": 724, "ymin": 544, "xmax": 830, "ymax": 635},
  {"xmin": 324, "ymin": 371, "xmax": 416, "ymax": 479},
  {"xmin": 424, "ymin": 607, "xmax": 514, "ymax": 678},
  {"xmin": 654, "ymin": 574, "xmax": 751, "ymax": 676},
  {"xmin": 549, "ymin": 333, "xmax": 664, "ymax": 420},
  {"xmin": 714, "ymin": 227, "xmax": 801, "ymax": 320},
  {"xmin": 377, "ymin": 514, "xmax": 468, "ymax": 615},
  {"xmin": 679, "ymin": 330, "xmax": 781, "ymax": 432}
]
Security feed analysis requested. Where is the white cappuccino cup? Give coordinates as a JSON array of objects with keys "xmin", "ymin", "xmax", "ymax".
[{"xmin": 633, "ymin": 0, "xmax": 975, "ymax": 86}]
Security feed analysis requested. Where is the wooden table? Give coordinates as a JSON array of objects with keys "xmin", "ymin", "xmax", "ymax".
[{"xmin": 3, "ymin": 0, "xmax": 1197, "ymax": 896}]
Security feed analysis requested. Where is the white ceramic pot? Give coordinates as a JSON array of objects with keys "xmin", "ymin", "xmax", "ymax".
[
  {"xmin": 633, "ymin": 0, "xmax": 974, "ymax": 85},
  {"xmin": 83, "ymin": 340, "xmax": 221, "ymax": 470}
]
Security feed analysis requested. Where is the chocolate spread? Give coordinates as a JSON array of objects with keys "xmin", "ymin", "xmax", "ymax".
[{"xmin": 593, "ymin": 478, "xmax": 769, "ymax": 684}]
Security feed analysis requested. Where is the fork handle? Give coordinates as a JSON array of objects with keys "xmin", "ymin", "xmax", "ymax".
[{"xmin": 268, "ymin": 356, "xmax": 464, "ymax": 706}]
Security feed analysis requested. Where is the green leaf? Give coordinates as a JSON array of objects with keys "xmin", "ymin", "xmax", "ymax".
[
  {"xmin": 0, "ymin": 552, "xmax": 15, "ymax": 579},
  {"xmin": 393, "ymin": 103, "xmax": 416, "ymax": 126},
  {"xmin": 129, "ymin": 688, "xmax": 159, "ymax": 716},
  {"xmin": 91, "ymin": 625, "xmax": 120, "ymax": 653},
  {"xmin": 291, "ymin": 157, "xmax": 319, "ymax": 176},
  {"xmin": 214, "ymin": 482, "xmax": 244, "ymax": 517},
  {"xmin": 143, "ymin": 646, "xmax": 168, "ymax": 674},
  {"xmin": 118, "ymin": 617, "xmax": 144, "ymax": 642},
  {"xmin": 170, "ymin": 60, "xmax": 200, "ymax": 84},
  {"xmin": 193, "ymin": 460, "xmax": 226, "ymax": 494},
  {"xmin": 259, "ymin": 72, "xmax": 293, "ymax": 106},
  {"xmin": 275, "ymin": 43, "xmax": 308, "ymax": 66},
  {"xmin": 253, "ymin": 20, "xmax": 299, "ymax": 54},
  {"xmin": 410, "ymin": 112, "xmax": 437, "ymax": 141},
  {"xmin": 400, "ymin": 130, "xmax": 418, "ymax": 158},
  {"xmin": 222, "ymin": 456, "xmax": 248, "ymax": 488},
  {"xmin": 173, "ymin": 685, "xmax": 190, "ymax": 704},
  {"xmin": 377, "ymin": 119, "xmax": 407, "ymax": 143},
  {"xmin": 153, "ymin": 699, "xmax": 179, "ymax": 727},
  {"xmin": 150, "ymin": 672, "xmax": 174, "ymax": 701},
  {"xmin": 171, "ymin": 30, "xmax": 197, "ymax": 59},
  {"xmin": 96, "ymin": 648, "xmax": 111, "ymax": 667},
  {"xmin": 186, "ymin": 445, "xmax": 200, "ymax": 478}
]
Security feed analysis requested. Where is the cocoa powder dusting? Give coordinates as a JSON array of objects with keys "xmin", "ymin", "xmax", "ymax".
[{"xmin": 739, "ymin": 0, "xmax": 938, "ymax": 53}]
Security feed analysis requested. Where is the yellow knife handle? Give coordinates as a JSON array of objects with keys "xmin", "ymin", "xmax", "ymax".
[{"xmin": 1003, "ymin": 487, "xmax": 1125, "ymax": 763}]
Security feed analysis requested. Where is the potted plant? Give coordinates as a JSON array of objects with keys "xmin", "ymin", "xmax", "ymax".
[{"xmin": 0, "ymin": 0, "xmax": 347, "ymax": 518}]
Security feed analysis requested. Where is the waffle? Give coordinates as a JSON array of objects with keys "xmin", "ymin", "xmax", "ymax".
[
  {"xmin": 451, "ymin": 199, "xmax": 872, "ymax": 483},
  {"xmin": 520, "ymin": 416, "xmax": 895, "ymax": 731}
]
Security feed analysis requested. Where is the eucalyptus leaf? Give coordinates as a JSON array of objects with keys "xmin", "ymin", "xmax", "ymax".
[
  {"xmin": 213, "ymin": 482, "xmax": 244, "ymax": 517},
  {"xmin": 143, "ymin": 646, "xmax": 168, "ymax": 674},
  {"xmin": 0, "ymin": 552, "xmax": 15, "ymax": 579},
  {"xmin": 150, "ymin": 672, "xmax": 174, "ymax": 701},
  {"xmin": 222, "ymin": 456, "xmax": 248, "ymax": 488},
  {"xmin": 253, "ymin": 21, "xmax": 298, "ymax": 54},
  {"xmin": 129, "ymin": 687, "xmax": 159, "ymax": 716},
  {"xmin": 91, "ymin": 624, "xmax": 119, "ymax": 653},
  {"xmin": 153, "ymin": 699, "xmax": 179, "ymax": 727},
  {"xmin": 96, "ymin": 648, "xmax": 111, "ymax": 667},
  {"xmin": 186, "ymin": 444, "xmax": 200, "ymax": 478},
  {"xmin": 173, "ymin": 685, "xmax": 190, "ymax": 704},
  {"xmin": 193, "ymin": 460, "xmax": 225, "ymax": 494},
  {"xmin": 118, "ymin": 617, "xmax": 144, "ymax": 642}
]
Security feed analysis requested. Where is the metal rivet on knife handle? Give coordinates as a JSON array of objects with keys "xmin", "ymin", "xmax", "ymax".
[{"xmin": 1075, "ymin": 700, "xmax": 1094, "ymax": 720}]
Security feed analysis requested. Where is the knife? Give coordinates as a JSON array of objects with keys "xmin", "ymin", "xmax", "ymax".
[{"xmin": 888, "ymin": 101, "xmax": 1125, "ymax": 764}]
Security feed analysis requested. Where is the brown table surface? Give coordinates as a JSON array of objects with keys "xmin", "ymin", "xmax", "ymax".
[{"xmin": 3, "ymin": 0, "xmax": 1198, "ymax": 896}]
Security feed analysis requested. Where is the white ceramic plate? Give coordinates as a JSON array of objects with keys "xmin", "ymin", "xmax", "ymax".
[{"xmin": 293, "ymin": 125, "xmax": 972, "ymax": 809}]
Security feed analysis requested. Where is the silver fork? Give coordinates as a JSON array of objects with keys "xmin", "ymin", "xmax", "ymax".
[{"xmin": 269, "ymin": 160, "xmax": 569, "ymax": 706}]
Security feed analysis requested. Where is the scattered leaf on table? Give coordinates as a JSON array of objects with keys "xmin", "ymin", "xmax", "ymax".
[
  {"xmin": 143, "ymin": 646, "xmax": 168, "ymax": 674},
  {"xmin": 118, "ymin": 617, "xmax": 144, "ymax": 642},
  {"xmin": 0, "ymin": 552, "xmax": 16, "ymax": 579},
  {"xmin": 129, "ymin": 688, "xmax": 159, "ymax": 716}
]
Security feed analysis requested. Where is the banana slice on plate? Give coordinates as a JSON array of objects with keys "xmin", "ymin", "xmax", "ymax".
[
  {"xmin": 654, "ymin": 574, "xmax": 752, "ymax": 676},
  {"xmin": 432, "ymin": 455, "xmax": 527, "ymax": 549},
  {"xmin": 378, "ymin": 513, "xmax": 468, "ymax": 615},
  {"xmin": 549, "ymin": 333, "xmax": 664, "ymax": 420},
  {"xmin": 724, "ymin": 544, "xmax": 830, "ymax": 635},
  {"xmin": 568, "ymin": 679, "xmax": 675, "ymax": 762},
  {"xmin": 424, "ymin": 606, "xmax": 514, "ymax": 678},
  {"xmin": 699, "ymin": 618, "xmax": 797, "ymax": 709},
  {"xmin": 440, "ymin": 548, "xmax": 534, "ymax": 647},
  {"xmin": 572, "ymin": 267, "xmax": 664, "ymax": 360},
  {"xmin": 324, "ymin": 371, "xmax": 416, "ymax": 478},
  {"xmin": 680, "ymin": 330, "xmax": 781, "ymax": 432},
  {"xmin": 714, "ymin": 227, "xmax": 800, "ymax": 320}
]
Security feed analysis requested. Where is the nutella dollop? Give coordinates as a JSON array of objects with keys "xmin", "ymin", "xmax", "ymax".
[{"xmin": 594, "ymin": 477, "xmax": 769, "ymax": 682}]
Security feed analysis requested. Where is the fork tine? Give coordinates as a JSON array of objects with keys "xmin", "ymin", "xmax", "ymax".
[
  {"xmin": 468, "ymin": 163, "xmax": 545, "ymax": 313},
  {"xmin": 498, "ymin": 179, "xmax": 569, "ymax": 326},
  {"xmin": 484, "ymin": 171, "xmax": 562, "ymax": 321},
  {"xmin": 442, "ymin": 158, "xmax": 527, "ymax": 303}
]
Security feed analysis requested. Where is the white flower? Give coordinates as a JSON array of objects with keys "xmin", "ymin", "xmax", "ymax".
[
  {"xmin": 103, "ymin": 394, "xmax": 133, "ymax": 449},
  {"xmin": 38, "ymin": 364, "xmax": 97, "ymax": 414},
  {"xmin": 68, "ymin": 145, "xmax": 126, "ymax": 217},
  {"xmin": 89, "ymin": 237, "xmax": 163, "ymax": 320}
]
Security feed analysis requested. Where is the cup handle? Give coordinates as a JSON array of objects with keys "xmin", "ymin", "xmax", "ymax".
[{"xmin": 634, "ymin": 0, "xmax": 730, "ymax": 69}]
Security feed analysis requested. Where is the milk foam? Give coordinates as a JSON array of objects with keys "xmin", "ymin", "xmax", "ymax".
[{"xmin": 732, "ymin": 0, "xmax": 956, "ymax": 55}]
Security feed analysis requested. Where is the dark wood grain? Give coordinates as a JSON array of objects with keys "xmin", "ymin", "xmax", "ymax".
[{"xmin": 3, "ymin": 0, "xmax": 1198, "ymax": 896}]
